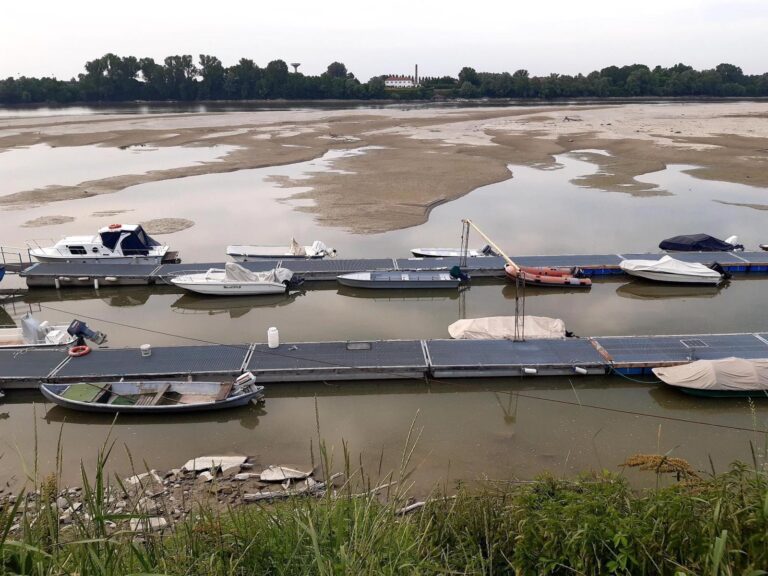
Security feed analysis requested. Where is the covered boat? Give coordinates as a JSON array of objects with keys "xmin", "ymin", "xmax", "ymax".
[
  {"xmin": 619, "ymin": 255, "xmax": 726, "ymax": 285},
  {"xmin": 41, "ymin": 372, "xmax": 265, "ymax": 413},
  {"xmin": 659, "ymin": 233, "xmax": 743, "ymax": 252},
  {"xmin": 410, "ymin": 245, "xmax": 497, "ymax": 258},
  {"xmin": 449, "ymin": 316, "xmax": 567, "ymax": 340},
  {"xmin": 504, "ymin": 265, "xmax": 592, "ymax": 288},
  {"xmin": 227, "ymin": 239, "xmax": 335, "ymax": 261},
  {"xmin": 171, "ymin": 263, "xmax": 300, "ymax": 296},
  {"xmin": 337, "ymin": 270, "xmax": 465, "ymax": 289},
  {"xmin": 0, "ymin": 313, "xmax": 74, "ymax": 349},
  {"xmin": 0, "ymin": 265, "xmax": 4, "ymax": 282},
  {"xmin": 653, "ymin": 358, "xmax": 768, "ymax": 397},
  {"xmin": 29, "ymin": 224, "xmax": 173, "ymax": 264}
]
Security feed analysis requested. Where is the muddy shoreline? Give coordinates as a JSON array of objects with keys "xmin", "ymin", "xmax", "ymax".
[{"xmin": 2, "ymin": 102, "xmax": 768, "ymax": 233}]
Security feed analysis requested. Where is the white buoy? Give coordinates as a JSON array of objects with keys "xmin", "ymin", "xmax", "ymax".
[
  {"xmin": 93, "ymin": 278, "xmax": 100, "ymax": 290},
  {"xmin": 523, "ymin": 367, "xmax": 538, "ymax": 375},
  {"xmin": 54, "ymin": 278, "xmax": 61, "ymax": 290},
  {"xmin": 574, "ymin": 366, "xmax": 588, "ymax": 375},
  {"xmin": 267, "ymin": 327, "xmax": 279, "ymax": 349},
  {"xmin": 140, "ymin": 344, "xmax": 152, "ymax": 357}
]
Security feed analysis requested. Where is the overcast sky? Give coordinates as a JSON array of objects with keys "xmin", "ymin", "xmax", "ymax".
[{"xmin": 3, "ymin": 0, "xmax": 767, "ymax": 81}]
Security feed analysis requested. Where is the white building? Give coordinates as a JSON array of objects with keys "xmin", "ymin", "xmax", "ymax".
[{"xmin": 384, "ymin": 75, "xmax": 416, "ymax": 88}]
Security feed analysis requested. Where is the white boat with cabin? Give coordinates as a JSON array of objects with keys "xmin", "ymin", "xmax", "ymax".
[
  {"xmin": 619, "ymin": 255, "xmax": 726, "ymax": 285},
  {"xmin": 227, "ymin": 238, "xmax": 335, "ymax": 261},
  {"xmin": 0, "ymin": 313, "xmax": 75, "ymax": 349},
  {"xmin": 171, "ymin": 262, "xmax": 300, "ymax": 296},
  {"xmin": 28, "ymin": 225, "xmax": 173, "ymax": 264}
]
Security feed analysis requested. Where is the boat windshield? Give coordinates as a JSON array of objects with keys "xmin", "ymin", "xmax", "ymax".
[{"xmin": 99, "ymin": 230, "xmax": 122, "ymax": 250}]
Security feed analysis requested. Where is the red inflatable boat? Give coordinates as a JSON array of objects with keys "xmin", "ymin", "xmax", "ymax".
[{"xmin": 505, "ymin": 264, "xmax": 592, "ymax": 288}]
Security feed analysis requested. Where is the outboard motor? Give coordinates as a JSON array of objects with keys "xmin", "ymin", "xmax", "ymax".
[
  {"xmin": 449, "ymin": 265, "xmax": 470, "ymax": 283},
  {"xmin": 67, "ymin": 319, "xmax": 108, "ymax": 347},
  {"xmin": 480, "ymin": 245, "xmax": 497, "ymax": 256},
  {"xmin": 708, "ymin": 262, "xmax": 731, "ymax": 280}
]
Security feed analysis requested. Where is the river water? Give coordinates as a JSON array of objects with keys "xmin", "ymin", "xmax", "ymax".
[{"xmin": 1, "ymin": 118, "xmax": 768, "ymax": 491}]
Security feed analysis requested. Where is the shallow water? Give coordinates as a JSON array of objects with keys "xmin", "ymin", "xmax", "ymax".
[{"xmin": 1, "ymin": 144, "xmax": 768, "ymax": 490}]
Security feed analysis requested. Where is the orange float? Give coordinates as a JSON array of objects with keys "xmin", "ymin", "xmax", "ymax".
[
  {"xmin": 68, "ymin": 345, "xmax": 91, "ymax": 357},
  {"xmin": 505, "ymin": 264, "xmax": 592, "ymax": 288}
]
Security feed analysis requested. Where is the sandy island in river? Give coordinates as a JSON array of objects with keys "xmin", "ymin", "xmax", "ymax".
[{"xmin": 1, "ymin": 102, "xmax": 767, "ymax": 233}]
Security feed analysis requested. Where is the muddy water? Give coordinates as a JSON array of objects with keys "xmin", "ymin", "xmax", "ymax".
[{"xmin": 1, "ymin": 146, "xmax": 768, "ymax": 490}]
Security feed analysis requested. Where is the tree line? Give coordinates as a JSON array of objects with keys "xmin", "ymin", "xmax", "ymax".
[{"xmin": 1, "ymin": 54, "xmax": 766, "ymax": 104}]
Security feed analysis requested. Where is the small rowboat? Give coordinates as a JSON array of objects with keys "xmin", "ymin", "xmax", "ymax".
[
  {"xmin": 337, "ymin": 271, "xmax": 465, "ymax": 289},
  {"xmin": 410, "ymin": 245, "xmax": 497, "ymax": 258},
  {"xmin": 504, "ymin": 265, "xmax": 592, "ymax": 288},
  {"xmin": 40, "ymin": 372, "xmax": 264, "ymax": 414}
]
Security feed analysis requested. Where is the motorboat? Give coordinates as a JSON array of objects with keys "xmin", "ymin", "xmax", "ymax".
[
  {"xmin": 170, "ymin": 262, "xmax": 301, "ymax": 296},
  {"xmin": 619, "ymin": 256, "xmax": 726, "ymax": 285},
  {"xmin": 504, "ymin": 265, "xmax": 592, "ymax": 288},
  {"xmin": 0, "ymin": 265, "xmax": 4, "ymax": 282},
  {"xmin": 40, "ymin": 372, "xmax": 265, "ymax": 413},
  {"xmin": 659, "ymin": 233, "xmax": 743, "ymax": 252},
  {"xmin": 28, "ymin": 224, "xmax": 175, "ymax": 264},
  {"xmin": 653, "ymin": 358, "xmax": 768, "ymax": 397},
  {"xmin": 227, "ymin": 238, "xmax": 335, "ymax": 261},
  {"xmin": 0, "ymin": 313, "xmax": 75, "ymax": 349},
  {"xmin": 410, "ymin": 245, "xmax": 497, "ymax": 258},
  {"xmin": 337, "ymin": 270, "xmax": 466, "ymax": 289},
  {"xmin": 761, "ymin": 244, "xmax": 768, "ymax": 252}
]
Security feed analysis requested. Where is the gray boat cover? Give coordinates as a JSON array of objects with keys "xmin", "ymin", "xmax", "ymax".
[
  {"xmin": 653, "ymin": 357, "xmax": 768, "ymax": 391},
  {"xmin": 224, "ymin": 262, "xmax": 293, "ymax": 283},
  {"xmin": 448, "ymin": 316, "xmax": 566, "ymax": 340}
]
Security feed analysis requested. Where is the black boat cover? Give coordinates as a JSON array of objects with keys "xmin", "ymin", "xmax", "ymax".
[{"xmin": 659, "ymin": 234, "xmax": 742, "ymax": 252}]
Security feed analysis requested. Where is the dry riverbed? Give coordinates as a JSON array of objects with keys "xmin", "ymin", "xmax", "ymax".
[{"xmin": 1, "ymin": 102, "xmax": 768, "ymax": 233}]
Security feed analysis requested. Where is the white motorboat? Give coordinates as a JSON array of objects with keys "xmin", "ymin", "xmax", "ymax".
[
  {"xmin": 410, "ymin": 245, "xmax": 497, "ymax": 258},
  {"xmin": 619, "ymin": 255, "xmax": 726, "ymax": 285},
  {"xmin": 0, "ymin": 313, "xmax": 75, "ymax": 349},
  {"xmin": 171, "ymin": 262, "xmax": 300, "ymax": 296},
  {"xmin": 28, "ymin": 224, "xmax": 173, "ymax": 264},
  {"xmin": 227, "ymin": 238, "xmax": 335, "ymax": 261}
]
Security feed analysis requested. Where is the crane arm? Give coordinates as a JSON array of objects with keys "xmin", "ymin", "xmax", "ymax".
[{"xmin": 462, "ymin": 219, "xmax": 519, "ymax": 273}]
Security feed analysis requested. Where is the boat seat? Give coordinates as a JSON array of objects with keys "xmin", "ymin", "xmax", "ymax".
[
  {"xmin": 214, "ymin": 382, "xmax": 234, "ymax": 401},
  {"xmin": 135, "ymin": 394, "xmax": 155, "ymax": 406},
  {"xmin": 149, "ymin": 383, "xmax": 171, "ymax": 406}
]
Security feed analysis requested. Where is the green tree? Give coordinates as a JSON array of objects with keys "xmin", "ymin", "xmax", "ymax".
[{"xmin": 458, "ymin": 67, "xmax": 479, "ymax": 86}]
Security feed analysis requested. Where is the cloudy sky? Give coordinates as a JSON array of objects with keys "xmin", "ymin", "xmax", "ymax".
[{"xmin": 3, "ymin": 0, "xmax": 766, "ymax": 81}]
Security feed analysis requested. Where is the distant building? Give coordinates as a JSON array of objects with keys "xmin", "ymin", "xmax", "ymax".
[{"xmin": 384, "ymin": 75, "xmax": 416, "ymax": 88}]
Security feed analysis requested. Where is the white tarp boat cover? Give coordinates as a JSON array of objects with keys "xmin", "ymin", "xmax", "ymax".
[
  {"xmin": 653, "ymin": 357, "xmax": 768, "ymax": 391},
  {"xmin": 289, "ymin": 238, "xmax": 307, "ymax": 256},
  {"xmin": 448, "ymin": 316, "xmax": 566, "ymax": 340},
  {"xmin": 619, "ymin": 255, "xmax": 721, "ymax": 279},
  {"xmin": 308, "ymin": 240, "xmax": 331, "ymax": 257},
  {"xmin": 224, "ymin": 262, "xmax": 293, "ymax": 284}
]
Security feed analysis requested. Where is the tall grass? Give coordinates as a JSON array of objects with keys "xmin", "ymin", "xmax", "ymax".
[{"xmin": 2, "ymin": 428, "xmax": 768, "ymax": 574}]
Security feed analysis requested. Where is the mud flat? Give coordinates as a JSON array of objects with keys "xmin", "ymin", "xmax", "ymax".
[{"xmin": 1, "ymin": 102, "xmax": 767, "ymax": 232}]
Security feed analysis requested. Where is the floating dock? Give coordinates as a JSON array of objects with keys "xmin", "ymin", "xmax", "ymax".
[
  {"xmin": 2, "ymin": 332, "xmax": 767, "ymax": 389},
  {"xmin": 17, "ymin": 251, "xmax": 768, "ymax": 288}
]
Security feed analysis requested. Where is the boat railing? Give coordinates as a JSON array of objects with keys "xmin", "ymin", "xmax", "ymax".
[{"xmin": 0, "ymin": 245, "xmax": 33, "ymax": 271}]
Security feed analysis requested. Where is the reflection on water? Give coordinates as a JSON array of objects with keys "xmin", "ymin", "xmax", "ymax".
[
  {"xmin": 616, "ymin": 281, "xmax": 726, "ymax": 300},
  {"xmin": 0, "ymin": 144, "xmax": 235, "ymax": 197},
  {"xmin": 171, "ymin": 291, "xmax": 305, "ymax": 319}
]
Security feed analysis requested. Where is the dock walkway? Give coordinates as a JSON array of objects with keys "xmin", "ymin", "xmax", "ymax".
[
  {"xmin": 18, "ymin": 251, "xmax": 768, "ymax": 288},
  {"xmin": 2, "ymin": 332, "xmax": 767, "ymax": 388}
]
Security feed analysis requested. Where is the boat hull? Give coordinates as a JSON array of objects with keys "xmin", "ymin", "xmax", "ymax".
[
  {"xmin": 30, "ymin": 254, "xmax": 164, "ymax": 265},
  {"xmin": 671, "ymin": 386, "xmax": 768, "ymax": 398},
  {"xmin": 171, "ymin": 280, "xmax": 287, "ymax": 296},
  {"xmin": 623, "ymin": 270, "xmax": 722, "ymax": 285},
  {"xmin": 40, "ymin": 383, "xmax": 264, "ymax": 414},
  {"xmin": 410, "ymin": 248, "xmax": 488, "ymax": 258},
  {"xmin": 337, "ymin": 271, "xmax": 461, "ymax": 289},
  {"xmin": 230, "ymin": 254, "xmax": 323, "ymax": 261}
]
